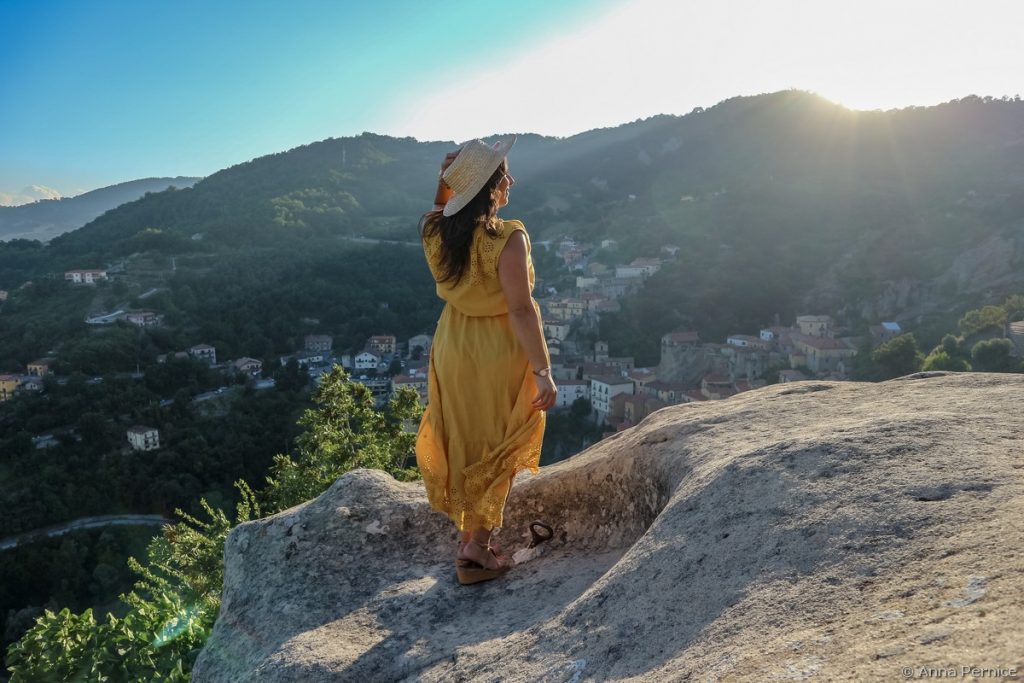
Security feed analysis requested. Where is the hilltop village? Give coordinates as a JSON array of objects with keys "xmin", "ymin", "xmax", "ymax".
[{"xmin": 2, "ymin": 235, "xmax": 966, "ymax": 448}]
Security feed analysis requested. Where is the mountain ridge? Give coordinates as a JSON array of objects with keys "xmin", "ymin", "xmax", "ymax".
[
  {"xmin": 9, "ymin": 89, "xmax": 1024, "ymax": 353},
  {"xmin": 0, "ymin": 176, "xmax": 201, "ymax": 242}
]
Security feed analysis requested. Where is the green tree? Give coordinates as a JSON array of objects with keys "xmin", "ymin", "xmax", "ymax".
[
  {"xmin": 850, "ymin": 339, "xmax": 882, "ymax": 381},
  {"xmin": 971, "ymin": 338, "xmax": 1016, "ymax": 372},
  {"xmin": 921, "ymin": 350, "xmax": 970, "ymax": 372},
  {"xmin": 1003, "ymin": 294, "xmax": 1024, "ymax": 322},
  {"xmin": 940, "ymin": 334, "xmax": 962, "ymax": 356},
  {"xmin": 261, "ymin": 365, "xmax": 422, "ymax": 512},
  {"xmin": 872, "ymin": 333, "xmax": 924, "ymax": 379},
  {"xmin": 958, "ymin": 305, "xmax": 1007, "ymax": 338},
  {"xmin": 922, "ymin": 334, "xmax": 971, "ymax": 371},
  {"xmin": 273, "ymin": 357, "xmax": 306, "ymax": 392}
]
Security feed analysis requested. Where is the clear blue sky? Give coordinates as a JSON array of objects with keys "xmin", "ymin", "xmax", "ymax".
[
  {"xmin": 0, "ymin": 0, "xmax": 620, "ymax": 201},
  {"xmin": 3, "ymin": 0, "xmax": 1022, "ymax": 205}
]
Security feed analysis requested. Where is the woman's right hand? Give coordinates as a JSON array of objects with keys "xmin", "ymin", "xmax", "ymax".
[
  {"xmin": 439, "ymin": 150, "xmax": 459, "ymax": 180},
  {"xmin": 532, "ymin": 374, "xmax": 557, "ymax": 412},
  {"xmin": 434, "ymin": 150, "xmax": 459, "ymax": 207}
]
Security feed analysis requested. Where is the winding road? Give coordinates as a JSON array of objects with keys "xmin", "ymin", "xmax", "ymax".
[{"xmin": 0, "ymin": 514, "xmax": 172, "ymax": 552}]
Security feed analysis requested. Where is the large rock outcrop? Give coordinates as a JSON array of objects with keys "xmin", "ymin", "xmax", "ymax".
[{"xmin": 192, "ymin": 372, "xmax": 1024, "ymax": 681}]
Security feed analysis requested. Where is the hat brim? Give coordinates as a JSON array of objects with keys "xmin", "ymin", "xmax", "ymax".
[{"xmin": 442, "ymin": 134, "xmax": 517, "ymax": 217}]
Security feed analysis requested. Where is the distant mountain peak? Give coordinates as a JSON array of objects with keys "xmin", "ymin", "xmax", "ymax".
[{"xmin": 0, "ymin": 176, "xmax": 203, "ymax": 242}]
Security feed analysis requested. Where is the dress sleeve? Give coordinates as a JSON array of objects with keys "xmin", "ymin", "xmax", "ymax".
[{"xmin": 482, "ymin": 219, "xmax": 529, "ymax": 279}]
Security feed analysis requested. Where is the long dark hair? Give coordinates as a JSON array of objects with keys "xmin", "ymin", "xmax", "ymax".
[{"xmin": 419, "ymin": 158, "xmax": 508, "ymax": 287}]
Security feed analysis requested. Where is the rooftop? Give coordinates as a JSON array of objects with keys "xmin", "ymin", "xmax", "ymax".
[{"xmin": 590, "ymin": 375, "xmax": 634, "ymax": 386}]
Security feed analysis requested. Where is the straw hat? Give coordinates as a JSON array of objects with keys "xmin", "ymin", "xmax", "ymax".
[{"xmin": 441, "ymin": 134, "xmax": 517, "ymax": 217}]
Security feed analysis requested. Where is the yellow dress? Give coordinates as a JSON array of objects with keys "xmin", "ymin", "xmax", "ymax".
[{"xmin": 415, "ymin": 217, "xmax": 546, "ymax": 532}]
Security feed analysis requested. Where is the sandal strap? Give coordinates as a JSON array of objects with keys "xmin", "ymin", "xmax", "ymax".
[{"xmin": 459, "ymin": 538, "xmax": 506, "ymax": 569}]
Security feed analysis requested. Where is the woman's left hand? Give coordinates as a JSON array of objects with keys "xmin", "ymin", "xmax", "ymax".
[{"xmin": 531, "ymin": 374, "xmax": 558, "ymax": 412}]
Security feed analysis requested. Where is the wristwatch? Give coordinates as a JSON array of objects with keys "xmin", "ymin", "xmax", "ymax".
[{"xmin": 533, "ymin": 367, "xmax": 551, "ymax": 378}]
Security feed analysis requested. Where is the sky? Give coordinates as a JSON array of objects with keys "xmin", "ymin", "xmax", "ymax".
[{"xmin": 2, "ymin": 0, "xmax": 1022, "ymax": 206}]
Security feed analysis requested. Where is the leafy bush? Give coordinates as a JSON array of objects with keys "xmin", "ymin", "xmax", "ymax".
[
  {"xmin": 958, "ymin": 305, "xmax": 1007, "ymax": 338},
  {"xmin": 971, "ymin": 338, "xmax": 1017, "ymax": 372},
  {"xmin": 6, "ymin": 367, "xmax": 422, "ymax": 680},
  {"xmin": 921, "ymin": 350, "xmax": 970, "ymax": 372},
  {"xmin": 872, "ymin": 333, "xmax": 924, "ymax": 379},
  {"xmin": 260, "ymin": 365, "xmax": 422, "ymax": 513},
  {"xmin": 5, "ymin": 487, "xmax": 255, "ymax": 682}
]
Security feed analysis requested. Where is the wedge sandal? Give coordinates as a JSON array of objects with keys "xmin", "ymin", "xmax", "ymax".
[{"xmin": 455, "ymin": 539, "xmax": 511, "ymax": 585}]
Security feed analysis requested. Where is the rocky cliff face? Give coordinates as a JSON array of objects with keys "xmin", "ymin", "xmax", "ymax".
[
  {"xmin": 193, "ymin": 372, "xmax": 1024, "ymax": 682},
  {"xmin": 807, "ymin": 233, "xmax": 1024, "ymax": 325}
]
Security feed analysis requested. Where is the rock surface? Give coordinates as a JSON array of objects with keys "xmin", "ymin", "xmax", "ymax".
[{"xmin": 192, "ymin": 373, "xmax": 1024, "ymax": 682}]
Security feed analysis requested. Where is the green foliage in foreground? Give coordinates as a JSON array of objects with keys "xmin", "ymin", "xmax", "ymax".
[
  {"xmin": 4, "ymin": 489, "xmax": 256, "ymax": 682},
  {"xmin": 6, "ymin": 367, "xmax": 422, "ymax": 681},
  {"xmin": 260, "ymin": 365, "xmax": 422, "ymax": 513}
]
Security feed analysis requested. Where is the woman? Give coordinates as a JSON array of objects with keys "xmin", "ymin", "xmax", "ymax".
[{"xmin": 415, "ymin": 135, "xmax": 557, "ymax": 585}]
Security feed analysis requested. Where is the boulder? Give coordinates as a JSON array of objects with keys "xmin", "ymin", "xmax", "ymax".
[{"xmin": 193, "ymin": 372, "xmax": 1024, "ymax": 681}]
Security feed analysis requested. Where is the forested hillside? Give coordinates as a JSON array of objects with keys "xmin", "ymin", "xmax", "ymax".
[{"xmin": 4, "ymin": 90, "xmax": 1018, "ymax": 354}]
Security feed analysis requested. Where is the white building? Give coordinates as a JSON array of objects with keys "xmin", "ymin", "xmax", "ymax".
[
  {"xmin": 127, "ymin": 426, "xmax": 160, "ymax": 451},
  {"xmin": 626, "ymin": 367, "xmax": 658, "ymax": 394},
  {"xmin": 726, "ymin": 334, "xmax": 769, "ymax": 350},
  {"xmin": 304, "ymin": 334, "xmax": 333, "ymax": 353},
  {"xmin": 233, "ymin": 357, "xmax": 263, "ymax": 377},
  {"xmin": 27, "ymin": 358, "xmax": 55, "ymax": 376},
  {"xmin": 546, "ymin": 298, "xmax": 586, "ymax": 322},
  {"xmin": 368, "ymin": 335, "xmax": 397, "ymax": 355},
  {"xmin": 614, "ymin": 265, "xmax": 646, "ymax": 279},
  {"xmin": 555, "ymin": 380, "xmax": 590, "ymax": 410},
  {"xmin": 355, "ymin": 351, "xmax": 381, "ymax": 370},
  {"xmin": 544, "ymin": 320, "xmax": 571, "ymax": 342},
  {"xmin": 65, "ymin": 269, "xmax": 108, "ymax": 284},
  {"xmin": 188, "ymin": 344, "xmax": 217, "ymax": 365},
  {"xmin": 661, "ymin": 331, "xmax": 700, "ymax": 353},
  {"xmin": 796, "ymin": 315, "xmax": 833, "ymax": 338},
  {"xmin": 590, "ymin": 375, "xmax": 634, "ymax": 425},
  {"xmin": 629, "ymin": 257, "xmax": 662, "ymax": 276},
  {"xmin": 279, "ymin": 352, "xmax": 325, "ymax": 368},
  {"xmin": 125, "ymin": 311, "xmax": 158, "ymax": 327},
  {"xmin": 296, "ymin": 351, "xmax": 325, "ymax": 367}
]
